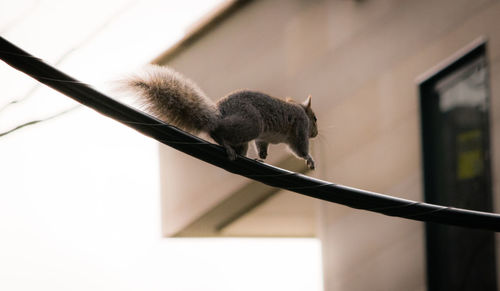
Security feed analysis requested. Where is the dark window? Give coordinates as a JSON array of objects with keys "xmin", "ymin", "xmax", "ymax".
[{"xmin": 419, "ymin": 40, "xmax": 497, "ymax": 291}]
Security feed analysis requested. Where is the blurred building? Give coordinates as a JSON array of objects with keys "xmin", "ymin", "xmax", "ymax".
[{"xmin": 152, "ymin": 0, "xmax": 500, "ymax": 290}]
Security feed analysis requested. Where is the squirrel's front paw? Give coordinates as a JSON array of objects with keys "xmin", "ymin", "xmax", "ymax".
[{"xmin": 306, "ymin": 157, "xmax": 315, "ymax": 170}]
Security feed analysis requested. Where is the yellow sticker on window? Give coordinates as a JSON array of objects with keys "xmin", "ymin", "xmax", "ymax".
[{"xmin": 456, "ymin": 130, "xmax": 483, "ymax": 180}]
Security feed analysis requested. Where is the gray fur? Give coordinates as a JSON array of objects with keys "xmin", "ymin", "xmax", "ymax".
[
  {"xmin": 124, "ymin": 65, "xmax": 318, "ymax": 169},
  {"xmin": 126, "ymin": 65, "xmax": 218, "ymax": 133}
]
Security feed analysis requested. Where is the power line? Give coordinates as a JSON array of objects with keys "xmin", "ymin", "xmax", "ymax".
[{"xmin": 1, "ymin": 36, "xmax": 499, "ymax": 232}]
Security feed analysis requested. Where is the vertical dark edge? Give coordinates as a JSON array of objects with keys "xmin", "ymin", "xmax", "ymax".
[{"xmin": 418, "ymin": 40, "xmax": 496, "ymax": 291}]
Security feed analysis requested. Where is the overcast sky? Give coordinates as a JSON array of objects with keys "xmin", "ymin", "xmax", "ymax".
[{"xmin": 0, "ymin": 1, "xmax": 322, "ymax": 290}]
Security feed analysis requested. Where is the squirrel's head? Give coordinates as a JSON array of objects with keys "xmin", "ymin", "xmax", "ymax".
[{"xmin": 301, "ymin": 95, "xmax": 318, "ymax": 138}]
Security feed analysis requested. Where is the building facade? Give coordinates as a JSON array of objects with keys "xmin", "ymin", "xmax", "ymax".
[{"xmin": 154, "ymin": 0, "xmax": 500, "ymax": 290}]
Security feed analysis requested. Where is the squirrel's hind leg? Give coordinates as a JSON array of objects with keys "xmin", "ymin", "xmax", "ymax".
[
  {"xmin": 209, "ymin": 132, "xmax": 237, "ymax": 160},
  {"xmin": 233, "ymin": 143, "xmax": 249, "ymax": 157},
  {"xmin": 210, "ymin": 114, "xmax": 260, "ymax": 161},
  {"xmin": 221, "ymin": 143, "xmax": 249, "ymax": 161},
  {"xmin": 220, "ymin": 143, "xmax": 248, "ymax": 161},
  {"xmin": 224, "ymin": 144, "xmax": 237, "ymax": 161}
]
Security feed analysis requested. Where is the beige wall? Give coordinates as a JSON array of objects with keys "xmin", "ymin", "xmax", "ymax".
[
  {"xmin": 314, "ymin": 1, "xmax": 500, "ymax": 290},
  {"xmin": 159, "ymin": 0, "xmax": 500, "ymax": 290}
]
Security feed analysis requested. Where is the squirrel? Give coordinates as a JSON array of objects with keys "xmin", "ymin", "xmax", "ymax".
[{"xmin": 125, "ymin": 65, "xmax": 318, "ymax": 170}]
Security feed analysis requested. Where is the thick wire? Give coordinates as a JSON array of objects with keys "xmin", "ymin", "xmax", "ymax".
[{"xmin": 1, "ymin": 36, "xmax": 499, "ymax": 232}]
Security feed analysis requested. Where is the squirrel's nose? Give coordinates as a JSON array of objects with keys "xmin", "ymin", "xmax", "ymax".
[{"xmin": 310, "ymin": 128, "xmax": 318, "ymax": 138}]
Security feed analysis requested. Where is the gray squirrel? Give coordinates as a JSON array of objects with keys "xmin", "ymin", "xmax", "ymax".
[{"xmin": 125, "ymin": 65, "xmax": 318, "ymax": 170}]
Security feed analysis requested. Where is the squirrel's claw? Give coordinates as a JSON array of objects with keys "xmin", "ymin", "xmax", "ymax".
[{"xmin": 306, "ymin": 157, "xmax": 315, "ymax": 170}]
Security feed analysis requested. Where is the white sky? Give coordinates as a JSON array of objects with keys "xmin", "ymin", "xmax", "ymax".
[{"xmin": 0, "ymin": 1, "xmax": 323, "ymax": 290}]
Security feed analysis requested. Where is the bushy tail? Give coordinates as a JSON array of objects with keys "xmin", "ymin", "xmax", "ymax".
[{"xmin": 125, "ymin": 65, "xmax": 219, "ymax": 133}]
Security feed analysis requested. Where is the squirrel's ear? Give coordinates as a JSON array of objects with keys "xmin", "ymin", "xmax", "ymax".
[{"xmin": 303, "ymin": 94, "xmax": 312, "ymax": 108}]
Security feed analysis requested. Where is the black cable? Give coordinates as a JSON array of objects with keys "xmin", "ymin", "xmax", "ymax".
[{"xmin": 1, "ymin": 36, "xmax": 499, "ymax": 232}]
